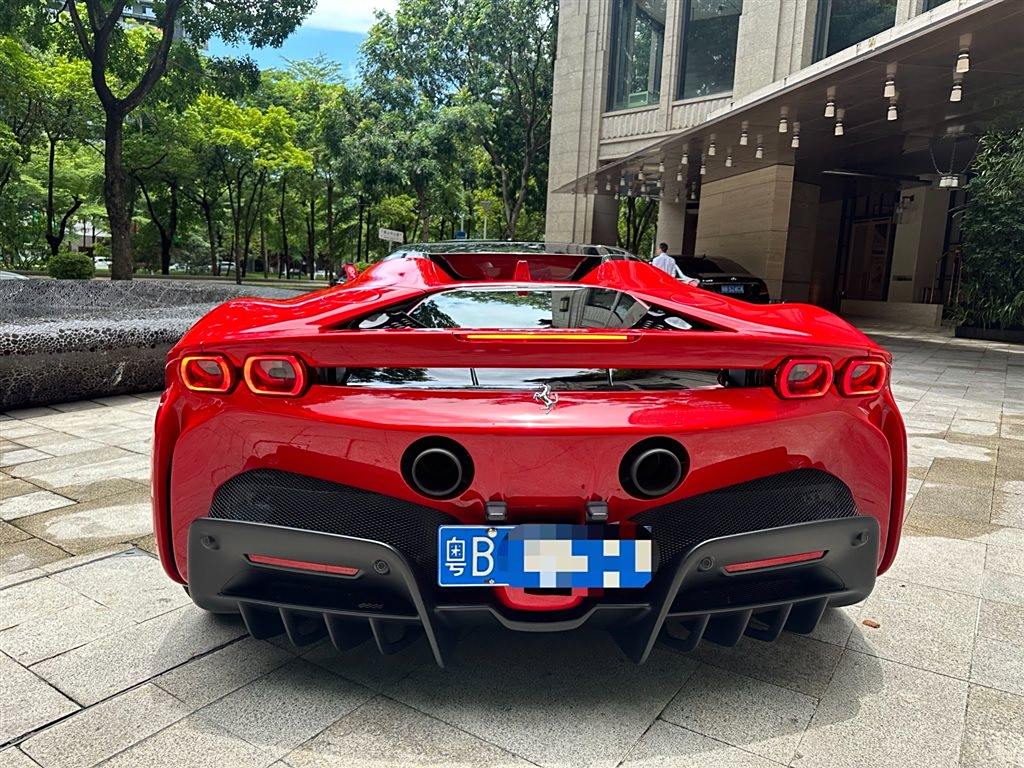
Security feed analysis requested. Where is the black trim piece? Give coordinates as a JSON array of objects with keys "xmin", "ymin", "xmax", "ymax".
[{"xmin": 187, "ymin": 515, "xmax": 878, "ymax": 665}]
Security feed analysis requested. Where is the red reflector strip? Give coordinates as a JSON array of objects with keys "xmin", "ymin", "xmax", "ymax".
[
  {"xmin": 247, "ymin": 554, "xmax": 359, "ymax": 576},
  {"xmin": 723, "ymin": 550, "xmax": 826, "ymax": 574}
]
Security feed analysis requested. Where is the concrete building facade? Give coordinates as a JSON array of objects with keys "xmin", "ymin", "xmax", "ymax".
[{"xmin": 544, "ymin": 0, "xmax": 1018, "ymax": 323}]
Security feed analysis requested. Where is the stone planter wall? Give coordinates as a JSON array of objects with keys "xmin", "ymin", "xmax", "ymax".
[{"xmin": 0, "ymin": 279, "xmax": 303, "ymax": 410}]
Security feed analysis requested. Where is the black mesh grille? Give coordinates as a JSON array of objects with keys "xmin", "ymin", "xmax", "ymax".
[
  {"xmin": 636, "ymin": 469, "xmax": 858, "ymax": 566},
  {"xmin": 208, "ymin": 469, "xmax": 457, "ymax": 574},
  {"xmin": 208, "ymin": 468, "xmax": 856, "ymax": 581}
]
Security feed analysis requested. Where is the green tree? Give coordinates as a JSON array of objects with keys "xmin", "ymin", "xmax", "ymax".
[
  {"xmin": 0, "ymin": 36, "xmax": 43, "ymax": 199},
  {"xmin": 362, "ymin": 0, "xmax": 557, "ymax": 239},
  {"xmin": 36, "ymin": 53, "xmax": 98, "ymax": 256},
  {"xmin": 193, "ymin": 92, "xmax": 310, "ymax": 284},
  {"xmin": 956, "ymin": 129, "xmax": 1024, "ymax": 329},
  {"xmin": 11, "ymin": 0, "xmax": 316, "ymax": 279}
]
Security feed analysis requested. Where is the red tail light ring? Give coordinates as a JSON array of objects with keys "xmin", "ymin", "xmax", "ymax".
[
  {"xmin": 775, "ymin": 358, "xmax": 834, "ymax": 399},
  {"xmin": 179, "ymin": 355, "xmax": 234, "ymax": 393},
  {"xmin": 243, "ymin": 355, "xmax": 308, "ymax": 397},
  {"xmin": 839, "ymin": 359, "xmax": 889, "ymax": 396}
]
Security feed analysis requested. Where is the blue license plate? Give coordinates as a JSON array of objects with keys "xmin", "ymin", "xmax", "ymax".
[
  {"xmin": 438, "ymin": 524, "xmax": 653, "ymax": 588},
  {"xmin": 720, "ymin": 284, "xmax": 745, "ymax": 294}
]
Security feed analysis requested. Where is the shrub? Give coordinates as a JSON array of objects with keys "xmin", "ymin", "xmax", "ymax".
[
  {"xmin": 954, "ymin": 128, "xmax": 1024, "ymax": 329},
  {"xmin": 47, "ymin": 250, "xmax": 95, "ymax": 280}
]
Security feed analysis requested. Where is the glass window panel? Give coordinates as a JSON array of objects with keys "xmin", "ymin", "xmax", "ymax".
[
  {"xmin": 407, "ymin": 288, "xmax": 650, "ymax": 330},
  {"xmin": 924, "ymin": 0, "xmax": 952, "ymax": 9},
  {"xmin": 815, "ymin": 0, "xmax": 897, "ymax": 60},
  {"xmin": 608, "ymin": 0, "xmax": 667, "ymax": 111},
  {"xmin": 678, "ymin": 0, "xmax": 743, "ymax": 100}
]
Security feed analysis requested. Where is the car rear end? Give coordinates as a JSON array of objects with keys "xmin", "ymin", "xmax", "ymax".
[{"xmin": 152, "ymin": 252, "xmax": 906, "ymax": 664}]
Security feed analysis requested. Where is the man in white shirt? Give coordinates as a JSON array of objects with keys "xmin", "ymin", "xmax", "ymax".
[{"xmin": 651, "ymin": 243, "xmax": 699, "ymax": 286}]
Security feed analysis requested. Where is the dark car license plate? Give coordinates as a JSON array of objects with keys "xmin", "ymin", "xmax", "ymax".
[{"xmin": 720, "ymin": 284, "xmax": 745, "ymax": 294}]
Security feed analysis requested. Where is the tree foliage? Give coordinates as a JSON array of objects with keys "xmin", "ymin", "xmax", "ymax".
[{"xmin": 956, "ymin": 129, "xmax": 1024, "ymax": 329}]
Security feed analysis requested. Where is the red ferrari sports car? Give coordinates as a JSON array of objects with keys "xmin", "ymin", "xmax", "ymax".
[{"xmin": 152, "ymin": 242, "xmax": 907, "ymax": 665}]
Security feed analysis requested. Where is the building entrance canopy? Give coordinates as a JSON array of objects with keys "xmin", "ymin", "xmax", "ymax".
[{"xmin": 557, "ymin": 0, "xmax": 1024, "ymax": 198}]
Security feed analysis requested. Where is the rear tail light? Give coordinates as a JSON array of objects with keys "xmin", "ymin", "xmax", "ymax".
[
  {"xmin": 775, "ymin": 358, "xmax": 834, "ymax": 399},
  {"xmin": 839, "ymin": 359, "xmax": 888, "ymax": 396},
  {"xmin": 243, "ymin": 355, "xmax": 308, "ymax": 396},
  {"xmin": 179, "ymin": 355, "xmax": 233, "ymax": 393}
]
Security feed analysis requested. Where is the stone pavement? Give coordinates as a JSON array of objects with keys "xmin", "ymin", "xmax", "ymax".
[{"xmin": 0, "ymin": 323, "xmax": 1021, "ymax": 768}]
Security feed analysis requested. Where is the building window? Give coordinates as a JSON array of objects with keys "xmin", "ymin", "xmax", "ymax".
[
  {"xmin": 608, "ymin": 0, "xmax": 667, "ymax": 111},
  {"xmin": 923, "ymin": 0, "xmax": 952, "ymax": 9},
  {"xmin": 677, "ymin": 0, "xmax": 743, "ymax": 100},
  {"xmin": 814, "ymin": 0, "xmax": 897, "ymax": 61}
]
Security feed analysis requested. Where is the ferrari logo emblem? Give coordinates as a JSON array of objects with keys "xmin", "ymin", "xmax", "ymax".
[{"xmin": 532, "ymin": 384, "xmax": 558, "ymax": 413}]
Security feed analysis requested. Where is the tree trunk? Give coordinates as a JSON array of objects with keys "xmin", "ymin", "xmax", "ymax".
[
  {"xmin": 306, "ymin": 183, "xmax": 316, "ymax": 280},
  {"xmin": 356, "ymin": 195, "xmax": 364, "ymax": 262},
  {"xmin": 45, "ymin": 136, "xmax": 59, "ymax": 257},
  {"xmin": 201, "ymin": 198, "xmax": 217, "ymax": 276},
  {"xmin": 104, "ymin": 111, "xmax": 133, "ymax": 280},
  {"xmin": 279, "ymin": 177, "xmax": 289, "ymax": 278},
  {"xmin": 325, "ymin": 174, "xmax": 334, "ymax": 283},
  {"xmin": 416, "ymin": 187, "xmax": 429, "ymax": 241},
  {"xmin": 260, "ymin": 213, "xmax": 267, "ymax": 278}
]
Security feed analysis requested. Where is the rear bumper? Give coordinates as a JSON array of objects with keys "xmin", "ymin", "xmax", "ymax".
[{"xmin": 187, "ymin": 514, "xmax": 878, "ymax": 665}]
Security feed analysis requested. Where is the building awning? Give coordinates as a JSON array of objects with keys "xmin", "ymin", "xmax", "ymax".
[{"xmin": 557, "ymin": 0, "xmax": 1024, "ymax": 197}]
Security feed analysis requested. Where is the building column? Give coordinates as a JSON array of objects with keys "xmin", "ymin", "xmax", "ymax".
[
  {"xmin": 544, "ymin": 2, "xmax": 615, "ymax": 245},
  {"xmin": 655, "ymin": 198, "xmax": 687, "ymax": 253},
  {"xmin": 694, "ymin": 165, "xmax": 795, "ymax": 297}
]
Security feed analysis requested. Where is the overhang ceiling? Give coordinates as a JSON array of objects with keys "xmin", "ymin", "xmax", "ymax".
[{"xmin": 557, "ymin": 0, "xmax": 1024, "ymax": 198}]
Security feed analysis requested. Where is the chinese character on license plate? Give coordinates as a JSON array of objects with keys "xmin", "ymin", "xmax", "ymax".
[{"xmin": 437, "ymin": 523, "xmax": 654, "ymax": 589}]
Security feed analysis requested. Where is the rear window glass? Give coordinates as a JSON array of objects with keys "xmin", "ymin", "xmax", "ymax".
[
  {"xmin": 678, "ymin": 257, "xmax": 750, "ymax": 276},
  {"xmin": 407, "ymin": 287, "xmax": 648, "ymax": 330}
]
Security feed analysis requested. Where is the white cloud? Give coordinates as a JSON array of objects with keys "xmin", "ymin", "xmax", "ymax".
[{"xmin": 304, "ymin": 0, "xmax": 400, "ymax": 33}]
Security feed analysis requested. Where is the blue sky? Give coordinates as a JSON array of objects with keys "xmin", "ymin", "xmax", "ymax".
[{"xmin": 206, "ymin": 1, "xmax": 398, "ymax": 77}]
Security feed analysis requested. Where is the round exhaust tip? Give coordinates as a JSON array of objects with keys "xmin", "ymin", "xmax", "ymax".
[
  {"xmin": 402, "ymin": 438, "xmax": 473, "ymax": 499},
  {"xmin": 620, "ymin": 438, "xmax": 688, "ymax": 499}
]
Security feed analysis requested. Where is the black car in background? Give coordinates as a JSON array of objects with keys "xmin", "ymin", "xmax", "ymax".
[{"xmin": 670, "ymin": 255, "xmax": 771, "ymax": 304}]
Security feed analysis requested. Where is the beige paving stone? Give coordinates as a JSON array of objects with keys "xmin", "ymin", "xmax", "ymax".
[
  {"xmin": 285, "ymin": 696, "xmax": 535, "ymax": 768},
  {"xmin": 978, "ymin": 598, "xmax": 1024, "ymax": 646},
  {"xmin": 0, "ymin": 599, "xmax": 135, "ymax": 666},
  {"xmin": 981, "ymin": 569, "xmax": 1024, "ymax": 607},
  {"xmin": 197, "ymin": 658, "xmax": 372, "ymax": 759},
  {"xmin": 0, "ymin": 749, "xmax": 42, "ymax": 767},
  {"xmin": 0, "ymin": 539, "xmax": 68, "ymax": 575},
  {"xmin": 15, "ymin": 491, "xmax": 151, "ymax": 555},
  {"xmin": 883, "ymin": 534, "xmax": 986, "ymax": 596},
  {"xmin": 925, "ymin": 457, "xmax": 996, "ymax": 489},
  {"xmin": 301, "ymin": 634, "xmax": 434, "ymax": 691},
  {"xmin": 95, "ymin": 714, "xmax": 277, "ymax": 768},
  {"xmin": 620, "ymin": 720, "xmax": 780, "ymax": 768},
  {"xmin": 0, "ymin": 491, "xmax": 76, "ymax": 522},
  {"xmin": 0, "ymin": 421, "xmax": 53, "ymax": 440},
  {"xmin": 31, "ymin": 606, "xmax": 246, "ymax": 706},
  {"xmin": 0, "ymin": 448, "xmax": 51, "ymax": 468},
  {"xmin": 971, "ymin": 635, "xmax": 1024, "ymax": 696},
  {"xmin": 0, "ymin": 476, "xmax": 38, "ymax": 500},
  {"xmin": 961, "ymin": 685, "xmax": 1024, "ymax": 768},
  {"xmin": 691, "ymin": 631, "xmax": 843, "ymax": 698},
  {"xmin": 0, "ymin": 651, "xmax": 79, "ymax": 744},
  {"xmin": 8, "ymin": 447, "xmax": 150, "ymax": 493},
  {"xmin": 910, "ymin": 482, "xmax": 993, "ymax": 522},
  {"xmin": 50, "ymin": 552, "xmax": 188, "ymax": 621},
  {"xmin": 992, "ymin": 490, "xmax": 1024, "ymax": 526},
  {"xmin": 849, "ymin": 578, "xmax": 979, "ymax": 678},
  {"xmin": 39, "ymin": 545, "xmax": 133, "ymax": 575},
  {"xmin": 20, "ymin": 684, "xmax": 190, "ymax": 768},
  {"xmin": 0, "ymin": 521, "xmax": 30, "ymax": 544},
  {"xmin": 388, "ymin": 629, "xmax": 697, "ymax": 768},
  {"xmin": 661, "ymin": 664, "xmax": 816, "ymax": 764},
  {"xmin": 791, "ymin": 651, "xmax": 967, "ymax": 768},
  {"xmin": 807, "ymin": 604, "xmax": 861, "ymax": 647},
  {"xmin": 154, "ymin": 637, "xmax": 293, "ymax": 709},
  {"xmin": 0, "ymin": 567, "xmax": 45, "ymax": 590},
  {"xmin": 988, "ymin": 543, "xmax": 1024, "ymax": 577}
]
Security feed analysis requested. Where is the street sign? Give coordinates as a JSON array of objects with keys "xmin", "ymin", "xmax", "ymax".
[{"xmin": 378, "ymin": 227, "xmax": 404, "ymax": 244}]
